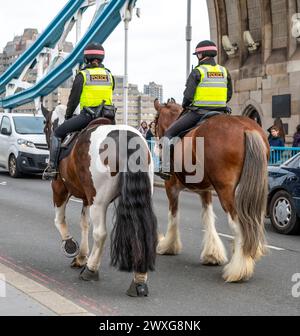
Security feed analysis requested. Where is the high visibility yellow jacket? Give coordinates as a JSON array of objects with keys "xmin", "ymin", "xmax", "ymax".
[
  {"xmin": 193, "ymin": 64, "xmax": 228, "ymax": 108},
  {"xmin": 79, "ymin": 67, "xmax": 113, "ymax": 110}
]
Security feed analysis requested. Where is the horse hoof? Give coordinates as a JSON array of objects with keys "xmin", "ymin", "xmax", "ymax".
[
  {"xmin": 79, "ymin": 266, "xmax": 99, "ymax": 281},
  {"xmin": 126, "ymin": 280, "xmax": 149, "ymax": 297},
  {"xmin": 61, "ymin": 238, "xmax": 80, "ymax": 258},
  {"xmin": 70, "ymin": 256, "xmax": 88, "ymax": 269}
]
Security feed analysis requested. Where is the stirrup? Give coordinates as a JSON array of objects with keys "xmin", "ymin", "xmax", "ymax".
[
  {"xmin": 42, "ymin": 166, "xmax": 59, "ymax": 181},
  {"xmin": 155, "ymin": 169, "xmax": 172, "ymax": 181}
]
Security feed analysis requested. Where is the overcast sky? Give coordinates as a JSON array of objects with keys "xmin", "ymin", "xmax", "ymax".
[{"xmin": 0, "ymin": 0, "xmax": 210, "ymax": 102}]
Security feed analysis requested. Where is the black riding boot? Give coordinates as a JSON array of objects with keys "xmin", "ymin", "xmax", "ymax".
[
  {"xmin": 155, "ymin": 141, "xmax": 174, "ymax": 181},
  {"xmin": 43, "ymin": 136, "xmax": 61, "ymax": 180}
]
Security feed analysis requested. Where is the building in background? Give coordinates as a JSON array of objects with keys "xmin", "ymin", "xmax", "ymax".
[
  {"xmin": 144, "ymin": 81, "xmax": 163, "ymax": 103},
  {"xmin": 0, "ymin": 30, "xmax": 158, "ymax": 127},
  {"xmin": 114, "ymin": 76, "xmax": 157, "ymax": 128},
  {"xmin": 207, "ymin": 0, "xmax": 300, "ymax": 142},
  {"xmin": 0, "ymin": 28, "xmax": 73, "ymax": 113}
]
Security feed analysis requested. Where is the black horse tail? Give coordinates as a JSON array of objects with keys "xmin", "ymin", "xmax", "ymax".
[{"xmin": 111, "ymin": 171, "xmax": 157, "ymax": 274}]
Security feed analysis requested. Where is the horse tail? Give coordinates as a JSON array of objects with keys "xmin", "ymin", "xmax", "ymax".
[
  {"xmin": 235, "ymin": 130, "xmax": 268, "ymax": 259},
  {"xmin": 111, "ymin": 146, "xmax": 157, "ymax": 274}
]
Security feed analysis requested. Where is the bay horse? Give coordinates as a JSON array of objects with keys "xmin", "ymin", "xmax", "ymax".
[
  {"xmin": 41, "ymin": 104, "xmax": 157, "ymax": 296},
  {"xmin": 154, "ymin": 99, "xmax": 270, "ymax": 282}
]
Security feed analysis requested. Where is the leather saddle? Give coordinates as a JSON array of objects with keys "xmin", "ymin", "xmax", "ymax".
[
  {"xmin": 59, "ymin": 117, "xmax": 114, "ymax": 162},
  {"xmin": 177, "ymin": 110, "xmax": 224, "ymax": 138}
]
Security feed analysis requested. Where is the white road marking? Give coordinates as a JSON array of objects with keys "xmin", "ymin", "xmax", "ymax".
[
  {"xmin": 68, "ymin": 199, "xmax": 288, "ymax": 252},
  {"xmin": 0, "ymin": 182, "xmax": 7, "ymax": 186},
  {"xmin": 203, "ymin": 230, "xmax": 286, "ymax": 251}
]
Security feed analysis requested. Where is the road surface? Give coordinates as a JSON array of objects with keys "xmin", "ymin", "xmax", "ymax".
[{"xmin": 0, "ymin": 171, "xmax": 299, "ymax": 316}]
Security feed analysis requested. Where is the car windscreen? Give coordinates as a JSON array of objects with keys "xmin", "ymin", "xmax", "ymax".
[{"xmin": 13, "ymin": 116, "xmax": 45, "ymax": 135}]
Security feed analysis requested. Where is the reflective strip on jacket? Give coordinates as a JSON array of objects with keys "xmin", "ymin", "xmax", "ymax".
[
  {"xmin": 80, "ymin": 68, "xmax": 113, "ymax": 110},
  {"xmin": 193, "ymin": 64, "xmax": 228, "ymax": 108}
]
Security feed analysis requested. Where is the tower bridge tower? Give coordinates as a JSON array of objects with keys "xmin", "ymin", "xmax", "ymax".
[{"xmin": 207, "ymin": 0, "xmax": 300, "ymax": 140}]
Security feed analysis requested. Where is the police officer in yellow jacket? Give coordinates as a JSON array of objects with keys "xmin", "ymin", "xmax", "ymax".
[
  {"xmin": 157, "ymin": 40, "xmax": 232, "ymax": 180},
  {"xmin": 43, "ymin": 42, "xmax": 115, "ymax": 179}
]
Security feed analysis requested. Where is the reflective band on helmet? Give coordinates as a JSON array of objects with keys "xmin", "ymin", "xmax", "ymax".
[
  {"xmin": 84, "ymin": 50, "xmax": 105, "ymax": 55},
  {"xmin": 195, "ymin": 46, "xmax": 218, "ymax": 53}
]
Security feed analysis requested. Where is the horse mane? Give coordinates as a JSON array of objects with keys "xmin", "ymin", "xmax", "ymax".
[
  {"xmin": 154, "ymin": 98, "xmax": 181, "ymax": 135},
  {"xmin": 154, "ymin": 98, "xmax": 177, "ymax": 123}
]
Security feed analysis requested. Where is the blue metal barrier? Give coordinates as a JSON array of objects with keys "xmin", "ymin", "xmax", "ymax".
[
  {"xmin": 147, "ymin": 140, "xmax": 160, "ymax": 171},
  {"xmin": 147, "ymin": 140, "xmax": 300, "ymax": 168},
  {"xmin": 269, "ymin": 147, "xmax": 300, "ymax": 166}
]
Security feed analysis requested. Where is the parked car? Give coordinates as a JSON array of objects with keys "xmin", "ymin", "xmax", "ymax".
[
  {"xmin": 0, "ymin": 113, "xmax": 49, "ymax": 178},
  {"xmin": 267, "ymin": 153, "xmax": 300, "ymax": 234}
]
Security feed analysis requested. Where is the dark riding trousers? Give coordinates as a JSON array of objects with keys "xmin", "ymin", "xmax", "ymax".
[
  {"xmin": 54, "ymin": 111, "xmax": 93, "ymax": 139},
  {"xmin": 164, "ymin": 109, "xmax": 206, "ymax": 140}
]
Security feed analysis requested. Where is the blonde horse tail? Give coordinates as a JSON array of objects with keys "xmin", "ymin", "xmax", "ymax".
[{"xmin": 235, "ymin": 130, "xmax": 268, "ymax": 259}]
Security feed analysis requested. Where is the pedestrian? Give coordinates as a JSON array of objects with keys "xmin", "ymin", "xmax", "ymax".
[
  {"xmin": 269, "ymin": 126, "xmax": 285, "ymax": 164},
  {"xmin": 138, "ymin": 121, "xmax": 149, "ymax": 138},
  {"xmin": 146, "ymin": 122, "xmax": 156, "ymax": 142},
  {"xmin": 269, "ymin": 126, "xmax": 285, "ymax": 147},
  {"xmin": 43, "ymin": 42, "xmax": 115, "ymax": 180},
  {"xmin": 267, "ymin": 117, "xmax": 285, "ymax": 144},
  {"xmin": 292, "ymin": 125, "xmax": 300, "ymax": 147}
]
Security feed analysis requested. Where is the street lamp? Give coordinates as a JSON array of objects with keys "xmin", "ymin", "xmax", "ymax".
[
  {"xmin": 123, "ymin": 6, "xmax": 132, "ymax": 125},
  {"xmin": 122, "ymin": 2, "xmax": 140, "ymax": 125},
  {"xmin": 186, "ymin": 0, "xmax": 192, "ymax": 79}
]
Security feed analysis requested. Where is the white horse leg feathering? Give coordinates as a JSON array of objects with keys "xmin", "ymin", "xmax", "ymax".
[
  {"xmin": 157, "ymin": 185, "xmax": 183, "ymax": 255},
  {"xmin": 71, "ymin": 205, "xmax": 91, "ymax": 268},
  {"xmin": 86, "ymin": 204, "xmax": 108, "ymax": 272},
  {"xmin": 223, "ymin": 215, "xmax": 255, "ymax": 282},
  {"xmin": 200, "ymin": 192, "xmax": 228, "ymax": 266}
]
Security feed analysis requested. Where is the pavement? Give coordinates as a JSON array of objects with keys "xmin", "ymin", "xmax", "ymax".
[
  {"xmin": 0, "ymin": 283, "xmax": 56, "ymax": 316},
  {"xmin": 0, "ymin": 170, "xmax": 300, "ymax": 316}
]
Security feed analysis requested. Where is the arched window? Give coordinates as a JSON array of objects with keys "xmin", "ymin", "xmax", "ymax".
[{"xmin": 243, "ymin": 105, "xmax": 262, "ymax": 126}]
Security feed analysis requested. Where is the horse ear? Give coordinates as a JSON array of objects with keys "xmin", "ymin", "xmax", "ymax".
[
  {"xmin": 154, "ymin": 99, "xmax": 161, "ymax": 111},
  {"xmin": 171, "ymin": 98, "xmax": 176, "ymax": 103}
]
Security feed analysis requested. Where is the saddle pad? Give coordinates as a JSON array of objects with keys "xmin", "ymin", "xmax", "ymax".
[
  {"xmin": 177, "ymin": 111, "xmax": 223, "ymax": 138},
  {"xmin": 59, "ymin": 132, "xmax": 79, "ymax": 162},
  {"xmin": 58, "ymin": 117, "xmax": 114, "ymax": 162}
]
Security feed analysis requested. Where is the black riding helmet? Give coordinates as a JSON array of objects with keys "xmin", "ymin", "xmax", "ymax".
[
  {"xmin": 193, "ymin": 40, "xmax": 218, "ymax": 58},
  {"xmin": 84, "ymin": 43, "xmax": 105, "ymax": 64}
]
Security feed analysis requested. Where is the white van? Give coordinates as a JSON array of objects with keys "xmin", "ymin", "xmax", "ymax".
[{"xmin": 0, "ymin": 113, "xmax": 49, "ymax": 177}]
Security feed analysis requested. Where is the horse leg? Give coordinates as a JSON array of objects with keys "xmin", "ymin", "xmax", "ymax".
[
  {"xmin": 216, "ymin": 186, "xmax": 255, "ymax": 282},
  {"xmin": 199, "ymin": 191, "xmax": 227, "ymax": 265},
  {"xmin": 52, "ymin": 180, "xmax": 80, "ymax": 258},
  {"xmin": 157, "ymin": 179, "xmax": 183, "ymax": 255},
  {"xmin": 71, "ymin": 205, "xmax": 90, "ymax": 268},
  {"xmin": 80, "ymin": 203, "xmax": 107, "ymax": 281}
]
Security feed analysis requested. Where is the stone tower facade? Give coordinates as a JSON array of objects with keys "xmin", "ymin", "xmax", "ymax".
[{"xmin": 207, "ymin": 0, "xmax": 300, "ymax": 142}]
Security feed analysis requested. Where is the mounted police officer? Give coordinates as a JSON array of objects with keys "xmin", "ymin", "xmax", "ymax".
[
  {"xmin": 157, "ymin": 40, "xmax": 233, "ymax": 180},
  {"xmin": 43, "ymin": 42, "xmax": 115, "ymax": 180}
]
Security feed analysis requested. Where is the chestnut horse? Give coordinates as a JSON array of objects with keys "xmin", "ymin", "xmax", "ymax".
[
  {"xmin": 154, "ymin": 99, "xmax": 270, "ymax": 282},
  {"xmin": 41, "ymin": 104, "xmax": 157, "ymax": 296}
]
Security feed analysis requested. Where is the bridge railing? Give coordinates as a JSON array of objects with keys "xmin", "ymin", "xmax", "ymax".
[
  {"xmin": 146, "ymin": 140, "xmax": 300, "ymax": 168},
  {"xmin": 269, "ymin": 147, "xmax": 300, "ymax": 166}
]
